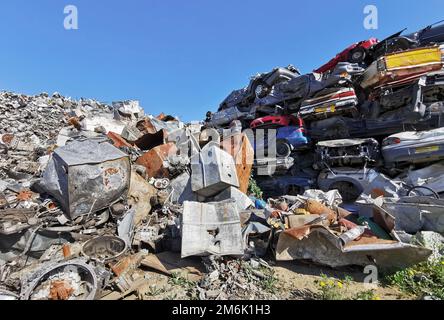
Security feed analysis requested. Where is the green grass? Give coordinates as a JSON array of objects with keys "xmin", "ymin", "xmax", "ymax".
[
  {"xmin": 260, "ymin": 271, "xmax": 279, "ymax": 294},
  {"xmin": 146, "ymin": 285, "xmax": 166, "ymax": 297},
  {"xmin": 168, "ymin": 272, "xmax": 195, "ymax": 288},
  {"xmin": 248, "ymin": 175, "xmax": 263, "ymax": 199},
  {"xmin": 353, "ymin": 289, "xmax": 381, "ymax": 300},
  {"xmin": 315, "ymin": 274, "xmax": 351, "ymax": 300},
  {"xmin": 315, "ymin": 275, "xmax": 382, "ymax": 300},
  {"xmin": 168, "ymin": 272, "xmax": 198, "ymax": 299},
  {"xmin": 387, "ymin": 259, "xmax": 444, "ymax": 300}
]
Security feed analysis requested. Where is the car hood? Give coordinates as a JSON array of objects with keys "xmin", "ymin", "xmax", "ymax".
[{"xmin": 317, "ymin": 138, "xmax": 377, "ymax": 148}]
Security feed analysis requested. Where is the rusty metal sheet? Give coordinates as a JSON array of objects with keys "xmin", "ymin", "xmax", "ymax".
[
  {"xmin": 136, "ymin": 143, "xmax": 177, "ymax": 179},
  {"xmin": 276, "ymin": 227, "xmax": 431, "ymax": 268},
  {"xmin": 276, "ymin": 201, "xmax": 433, "ymax": 268},
  {"xmin": 220, "ymin": 133, "xmax": 254, "ymax": 194},
  {"xmin": 107, "ymin": 132, "xmax": 134, "ymax": 149}
]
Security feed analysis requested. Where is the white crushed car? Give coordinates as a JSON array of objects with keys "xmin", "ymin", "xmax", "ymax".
[{"xmin": 382, "ymin": 127, "xmax": 444, "ymax": 165}]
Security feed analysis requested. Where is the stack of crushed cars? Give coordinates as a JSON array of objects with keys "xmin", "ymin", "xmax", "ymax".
[{"xmin": 205, "ymin": 24, "xmax": 444, "ymax": 266}]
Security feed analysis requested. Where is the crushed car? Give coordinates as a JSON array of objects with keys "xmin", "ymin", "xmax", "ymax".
[
  {"xmin": 299, "ymin": 87, "xmax": 359, "ymax": 121},
  {"xmin": 314, "ymin": 38, "xmax": 379, "ymax": 73},
  {"xmin": 314, "ymin": 138, "xmax": 380, "ymax": 169},
  {"xmin": 382, "ymin": 127, "xmax": 444, "ymax": 165}
]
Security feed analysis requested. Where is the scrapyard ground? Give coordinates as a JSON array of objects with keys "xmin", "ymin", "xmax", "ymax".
[{"xmin": 101, "ymin": 262, "xmax": 410, "ymax": 301}]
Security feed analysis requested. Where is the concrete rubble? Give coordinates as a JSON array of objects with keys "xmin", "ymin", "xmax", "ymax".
[{"xmin": 2, "ymin": 21, "xmax": 444, "ymax": 300}]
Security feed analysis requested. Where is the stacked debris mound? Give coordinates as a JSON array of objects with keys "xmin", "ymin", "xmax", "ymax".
[
  {"xmin": 1, "ymin": 21, "xmax": 444, "ymax": 301},
  {"xmin": 0, "ymin": 90, "xmax": 264, "ymax": 300}
]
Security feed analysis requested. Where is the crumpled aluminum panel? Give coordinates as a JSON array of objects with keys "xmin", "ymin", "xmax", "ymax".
[
  {"xmin": 181, "ymin": 200, "xmax": 243, "ymax": 258},
  {"xmin": 377, "ymin": 196, "xmax": 444, "ymax": 234},
  {"xmin": 276, "ymin": 227, "xmax": 431, "ymax": 268}
]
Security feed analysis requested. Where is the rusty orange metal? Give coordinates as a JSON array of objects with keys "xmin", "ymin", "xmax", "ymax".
[
  {"xmin": 1, "ymin": 134, "xmax": 14, "ymax": 145},
  {"xmin": 306, "ymin": 200, "xmax": 337, "ymax": 224},
  {"xmin": 16, "ymin": 190, "xmax": 34, "ymax": 202},
  {"xmin": 136, "ymin": 143, "xmax": 178, "ymax": 178},
  {"xmin": 107, "ymin": 132, "xmax": 133, "ymax": 149},
  {"xmin": 49, "ymin": 280, "xmax": 74, "ymax": 300}
]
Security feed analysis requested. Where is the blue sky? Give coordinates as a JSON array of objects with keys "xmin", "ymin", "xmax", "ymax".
[{"xmin": 1, "ymin": 0, "xmax": 443, "ymax": 121}]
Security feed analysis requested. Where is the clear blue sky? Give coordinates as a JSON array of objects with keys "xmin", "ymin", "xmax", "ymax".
[{"xmin": 1, "ymin": 0, "xmax": 443, "ymax": 121}]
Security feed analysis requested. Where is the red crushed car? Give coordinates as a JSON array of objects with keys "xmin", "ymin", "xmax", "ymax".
[
  {"xmin": 314, "ymin": 38, "xmax": 379, "ymax": 74},
  {"xmin": 250, "ymin": 115, "xmax": 302, "ymax": 129}
]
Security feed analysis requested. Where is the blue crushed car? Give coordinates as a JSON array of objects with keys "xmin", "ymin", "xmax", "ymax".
[
  {"xmin": 254, "ymin": 125, "xmax": 309, "ymax": 158},
  {"xmin": 256, "ymin": 175, "xmax": 314, "ymax": 199}
]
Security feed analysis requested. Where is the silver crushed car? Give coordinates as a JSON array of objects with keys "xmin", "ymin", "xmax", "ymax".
[
  {"xmin": 382, "ymin": 127, "xmax": 444, "ymax": 165},
  {"xmin": 315, "ymin": 138, "xmax": 380, "ymax": 169},
  {"xmin": 299, "ymin": 87, "xmax": 359, "ymax": 121},
  {"xmin": 317, "ymin": 167, "xmax": 380, "ymax": 202}
]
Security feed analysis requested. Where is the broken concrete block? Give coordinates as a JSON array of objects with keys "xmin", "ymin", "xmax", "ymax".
[
  {"xmin": 181, "ymin": 200, "xmax": 243, "ymax": 258},
  {"xmin": 191, "ymin": 144, "xmax": 239, "ymax": 197},
  {"xmin": 220, "ymin": 133, "xmax": 254, "ymax": 194},
  {"xmin": 136, "ymin": 143, "xmax": 177, "ymax": 179},
  {"xmin": 212, "ymin": 187, "xmax": 254, "ymax": 212},
  {"xmin": 41, "ymin": 140, "xmax": 131, "ymax": 220}
]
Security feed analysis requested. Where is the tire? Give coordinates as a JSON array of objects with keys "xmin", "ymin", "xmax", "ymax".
[
  {"xmin": 329, "ymin": 181, "xmax": 361, "ymax": 202},
  {"xmin": 276, "ymin": 140, "xmax": 292, "ymax": 158},
  {"xmin": 407, "ymin": 186, "xmax": 440, "ymax": 199},
  {"xmin": 254, "ymin": 82, "xmax": 271, "ymax": 99},
  {"xmin": 348, "ymin": 47, "xmax": 367, "ymax": 64}
]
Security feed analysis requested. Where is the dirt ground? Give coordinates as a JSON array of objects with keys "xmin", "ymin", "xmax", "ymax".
[
  {"xmin": 272, "ymin": 261, "xmax": 411, "ymax": 300},
  {"xmin": 99, "ymin": 253, "xmax": 413, "ymax": 300}
]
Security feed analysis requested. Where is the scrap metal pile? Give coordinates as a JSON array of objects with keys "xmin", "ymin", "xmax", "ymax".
[{"xmin": 1, "ymin": 22, "xmax": 444, "ymax": 300}]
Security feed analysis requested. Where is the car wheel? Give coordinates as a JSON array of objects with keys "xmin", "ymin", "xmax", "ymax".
[
  {"xmin": 276, "ymin": 140, "xmax": 292, "ymax": 158},
  {"xmin": 254, "ymin": 82, "xmax": 271, "ymax": 99},
  {"xmin": 329, "ymin": 181, "xmax": 361, "ymax": 202},
  {"xmin": 348, "ymin": 47, "xmax": 367, "ymax": 64}
]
